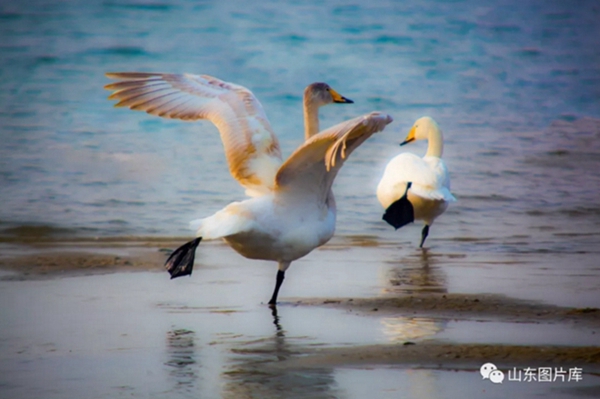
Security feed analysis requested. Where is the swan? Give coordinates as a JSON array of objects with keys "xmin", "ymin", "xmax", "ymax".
[
  {"xmin": 104, "ymin": 72, "xmax": 392, "ymax": 305},
  {"xmin": 376, "ymin": 116, "xmax": 456, "ymax": 248}
]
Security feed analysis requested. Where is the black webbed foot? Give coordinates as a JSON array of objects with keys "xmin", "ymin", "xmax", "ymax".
[
  {"xmin": 165, "ymin": 237, "xmax": 202, "ymax": 279},
  {"xmin": 382, "ymin": 182, "xmax": 414, "ymax": 230}
]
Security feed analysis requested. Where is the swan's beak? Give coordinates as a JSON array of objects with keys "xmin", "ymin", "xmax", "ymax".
[
  {"xmin": 329, "ymin": 88, "xmax": 354, "ymax": 104},
  {"xmin": 400, "ymin": 126, "xmax": 416, "ymax": 146}
]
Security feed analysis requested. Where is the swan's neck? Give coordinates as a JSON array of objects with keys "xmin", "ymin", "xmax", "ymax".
[
  {"xmin": 303, "ymin": 100, "xmax": 320, "ymax": 140},
  {"xmin": 425, "ymin": 127, "xmax": 444, "ymax": 158},
  {"xmin": 326, "ymin": 190, "xmax": 336, "ymax": 211}
]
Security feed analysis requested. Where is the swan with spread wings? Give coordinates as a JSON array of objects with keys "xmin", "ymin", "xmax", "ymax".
[{"xmin": 104, "ymin": 72, "xmax": 392, "ymax": 305}]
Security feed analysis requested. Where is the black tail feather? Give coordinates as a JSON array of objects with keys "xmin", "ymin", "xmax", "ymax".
[
  {"xmin": 382, "ymin": 183, "xmax": 414, "ymax": 230},
  {"xmin": 165, "ymin": 237, "xmax": 202, "ymax": 279}
]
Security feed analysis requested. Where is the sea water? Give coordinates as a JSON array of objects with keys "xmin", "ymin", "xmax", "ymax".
[{"xmin": 0, "ymin": 0, "xmax": 599, "ymax": 257}]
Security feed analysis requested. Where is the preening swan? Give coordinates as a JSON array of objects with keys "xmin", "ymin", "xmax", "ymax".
[
  {"xmin": 377, "ymin": 116, "xmax": 455, "ymax": 248},
  {"xmin": 104, "ymin": 72, "xmax": 392, "ymax": 305}
]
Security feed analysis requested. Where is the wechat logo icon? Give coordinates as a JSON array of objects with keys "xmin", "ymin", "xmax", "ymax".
[{"xmin": 481, "ymin": 363, "xmax": 505, "ymax": 384}]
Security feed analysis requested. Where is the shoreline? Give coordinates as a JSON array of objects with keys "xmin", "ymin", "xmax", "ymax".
[
  {"xmin": 1, "ymin": 239, "xmax": 599, "ymax": 398},
  {"xmin": 289, "ymin": 295, "xmax": 600, "ymax": 325},
  {"xmin": 270, "ymin": 341, "xmax": 600, "ymax": 371},
  {"xmin": 0, "ymin": 239, "xmax": 171, "ymax": 279},
  {"xmin": 1, "ymin": 240, "xmax": 599, "ymax": 372}
]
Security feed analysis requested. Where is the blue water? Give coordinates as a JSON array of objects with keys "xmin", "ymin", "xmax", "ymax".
[{"xmin": 1, "ymin": 0, "xmax": 599, "ymax": 252}]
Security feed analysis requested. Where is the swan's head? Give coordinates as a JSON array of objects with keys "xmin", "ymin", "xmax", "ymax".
[
  {"xmin": 304, "ymin": 82, "xmax": 353, "ymax": 107},
  {"xmin": 400, "ymin": 116, "xmax": 440, "ymax": 146}
]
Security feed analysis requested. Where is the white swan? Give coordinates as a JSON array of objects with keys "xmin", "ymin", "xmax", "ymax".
[
  {"xmin": 377, "ymin": 116, "xmax": 456, "ymax": 248},
  {"xmin": 104, "ymin": 72, "xmax": 392, "ymax": 304}
]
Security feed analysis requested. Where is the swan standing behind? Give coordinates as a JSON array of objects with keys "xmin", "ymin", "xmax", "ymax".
[
  {"xmin": 104, "ymin": 72, "xmax": 392, "ymax": 305},
  {"xmin": 377, "ymin": 116, "xmax": 456, "ymax": 248}
]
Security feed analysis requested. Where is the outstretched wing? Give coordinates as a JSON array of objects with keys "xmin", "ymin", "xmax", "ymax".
[
  {"xmin": 104, "ymin": 72, "xmax": 283, "ymax": 196},
  {"xmin": 275, "ymin": 112, "xmax": 393, "ymax": 202}
]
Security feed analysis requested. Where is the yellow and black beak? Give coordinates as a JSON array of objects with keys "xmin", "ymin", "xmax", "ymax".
[
  {"xmin": 400, "ymin": 126, "xmax": 416, "ymax": 146},
  {"xmin": 329, "ymin": 88, "xmax": 354, "ymax": 104}
]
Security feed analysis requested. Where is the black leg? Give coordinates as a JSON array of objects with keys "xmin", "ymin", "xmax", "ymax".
[
  {"xmin": 268, "ymin": 270, "xmax": 285, "ymax": 306},
  {"xmin": 165, "ymin": 237, "xmax": 202, "ymax": 279},
  {"xmin": 382, "ymin": 182, "xmax": 414, "ymax": 230},
  {"xmin": 419, "ymin": 225, "xmax": 429, "ymax": 248}
]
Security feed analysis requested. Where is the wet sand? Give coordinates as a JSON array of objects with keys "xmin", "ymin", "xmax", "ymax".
[{"xmin": 1, "ymin": 239, "xmax": 599, "ymax": 398}]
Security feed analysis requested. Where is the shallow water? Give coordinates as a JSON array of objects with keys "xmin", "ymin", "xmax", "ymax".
[
  {"xmin": 0, "ymin": 255, "xmax": 597, "ymax": 399},
  {"xmin": 1, "ymin": 1, "xmax": 600, "ymax": 398},
  {"xmin": 335, "ymin": 368, "xmax": 600, "ymax": 399}
]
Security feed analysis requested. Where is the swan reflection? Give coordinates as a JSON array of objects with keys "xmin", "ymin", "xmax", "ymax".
[
  {"xmin": 165, "ymin": 328, "xmax": 201, "ymax": 393},
  {"xmin": 380, "ymin": 249, "xmax": 449, "ymax": 342},
  {"xmin": 384, "ymin": 248, "xmax": 447, "ymax": 295},
  {"xmin": 381, "ymin": 316, "xmax": 447, "ymax": 343},
  {"xmin": 222, "ymin": 307, "xmax": 341, "ymax": 399}
]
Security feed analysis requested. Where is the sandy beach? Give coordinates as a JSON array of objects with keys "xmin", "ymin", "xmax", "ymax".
[{"xmin": 1, "ymin": 238, "xmax": 598, "ymax": 399}]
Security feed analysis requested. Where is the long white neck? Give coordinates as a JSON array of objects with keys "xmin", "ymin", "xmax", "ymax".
[
  {"xmin": 303, "ymin": 99, "xmax": 320, "ymax": 140},
  {"xmin": 326, "ymin": 190, "xmax": 336, "ymax": 212},
  {"xmin": 425, "ymin": 126, "xmax": 444, "ymax": 158}
]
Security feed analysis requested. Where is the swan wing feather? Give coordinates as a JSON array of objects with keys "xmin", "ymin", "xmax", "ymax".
[{"xmin": 105, "ymin": 72, "xmax": 282, "ymax": 196}]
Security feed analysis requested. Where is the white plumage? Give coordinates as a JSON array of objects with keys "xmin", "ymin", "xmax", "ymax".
[
  {"xmin": 377, "ymin": 116, "xmax": 456, "ymax": 247},
  {"xmin": 105, "ymin": 72, "xmax": 392, "ymax": 304}
]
